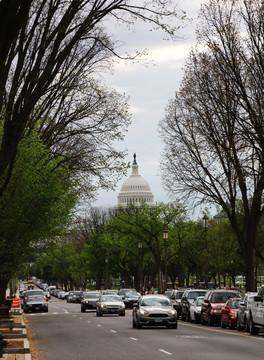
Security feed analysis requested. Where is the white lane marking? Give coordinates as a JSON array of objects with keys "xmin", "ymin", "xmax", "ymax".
[
  {"xmin": 73, "ymin": 315, "xmax": 76, "ymax": 317},
  {"xmin": 63, "ymin": 309, "xmax": 69, "ymax": 313},
  {"xmin": 53, "ymin": 312, "xmax": 58, "ymax": 314},
  {"xmin": 159, "ymin": 349, "xmax": 172, "ymax": 356},
  {"xmin": 97, "ymin": 324, "xmax": 102, "ymax": 327},
  {"xmin": 87, "ymin": 321, "xmax": 91, "ymax": 323},
  {"xmin": 129, "ymin": 337, "xmax": 138, "ymax": 341},
  {"xmin": 80, "ymin": 317, "xmax": 83, "ymax": 319},
  {"xmin": 110, "ymin": 330, "xmax": 116, "ymax": 333}
]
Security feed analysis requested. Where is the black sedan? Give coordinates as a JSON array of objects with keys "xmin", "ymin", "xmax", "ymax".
[
  {"xmin": 81, "ymin": 292, "xmax": 101, "ymax": 312},
  {"xmin": 23, "ymin": 295, "xmax": 48, "ymax": 313},
  {"xmin": 123, "ymin": 292, "xmax": 141, "ymax": 308}
]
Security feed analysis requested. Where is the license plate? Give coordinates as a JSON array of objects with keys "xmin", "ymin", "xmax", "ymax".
[
  {"xmin": 110, "ymin": 309, "xmax": 116, "ymax": 312},
  {"xmin": 35, "ymin": 307, "xmax": 39, "ymax": 310},
  {"xmin": 155, "ymin": 318, "xmax": 162, "ymax": 322}
]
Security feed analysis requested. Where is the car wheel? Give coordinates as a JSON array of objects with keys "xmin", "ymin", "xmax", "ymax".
[
  {"xmin": 220, "ymin": 318, "xmax": 226, "ymax": 328},
  {"xmin": 133, "ymin": 318, "xmax": 137, "ymax": 328},
  {"xmin": 228, "ymin": 318, "xmax": 234, "ymax": 329},
  {"xmin": 81, "ymin": 308, "xmax": 85, "ymax": 313},
  {"xmin": 208, "ymin": 314, "xmax": 212, "ymax": 326},
  {"xmin": 237, "ymin": 319, "xmax": 243, "ymax": 331},
  {"xmin": 181, "ymin": 313, "xmax": 186, "ymax": 321},
  {"xmin": 96, "ymin": 311, "xmax": 102, "ymax": 317},
  {"xmin": 187, "ymin": 311, "xmax": 191, "ymax": 322},
  {"xmin": 249, "ymin": 316, "xmax": 259, "ymax": 335},
  {"xmin": 201, "ymin": 313, "xmax": 206, "ymax": 325},
  {"xmin": 172, "ymin": 323, "xmax": 177, "ymax": 329},
  {"xmin": 136, "ymin": 317, "xmax": 142, "ymax": 329},
  {"xmin": 119, "ymin": 313, "xmax": 125, "ymax": 316}
]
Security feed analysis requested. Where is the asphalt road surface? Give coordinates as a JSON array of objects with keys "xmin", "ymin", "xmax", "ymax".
[{"xmin": 26, "ymin": 297, "xmax": 264, "ymax": 360}]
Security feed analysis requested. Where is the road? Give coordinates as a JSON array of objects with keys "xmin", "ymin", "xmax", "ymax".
[{"xmin": 26, "ymin": 297, "xmax": 264, "ymax": 360}]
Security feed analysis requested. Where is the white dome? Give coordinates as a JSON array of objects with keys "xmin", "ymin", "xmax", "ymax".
[{"xmin": 117, "ymin": 154, "xmax": 154, "ymax": 208}]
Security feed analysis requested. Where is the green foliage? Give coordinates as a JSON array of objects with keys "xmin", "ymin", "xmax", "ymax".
[{"xmin": 0, "ymin": 126, "xmax": 77, "ymax": 285}]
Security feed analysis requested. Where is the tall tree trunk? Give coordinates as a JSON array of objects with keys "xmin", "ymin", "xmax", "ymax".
[{"xmin": 0, "ymin": 280, "xmax": 8, "ymax": 306}]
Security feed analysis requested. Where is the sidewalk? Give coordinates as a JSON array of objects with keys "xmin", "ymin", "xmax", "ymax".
[{"xmin": 1, "ymin": 289, "xmax": 32, "ymax": 360}]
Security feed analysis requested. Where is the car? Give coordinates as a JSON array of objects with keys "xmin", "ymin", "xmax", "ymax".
[
  {"xmin": 118, "ymin": 288, "xmax": 137, "ymax": 299},
  {"xmin": 220, "ymin": 297, "xmax": 241, "ymax": 329},
  {"xmin": 236, "ymin": 292, "xmax": 257, "ymax": 332},
  {"xmin": 169, "ymin": 289, "xmax": 185, "ymax": 318},
  {"xmin": 57, "ymin": 291, "xmax": 67, "ymax": 300},
  {"xmin": 181, "ymin": 289, "xmax": 207, "ymax": 321},
  {"xmin": 81, "ymin": 292, "xmax": 101, "ymax": 312},
  {"xmin": 132, "ymin": 294, "xmax": 177, "ymax": 329},
  {"xmin": 67, "ymin": 291, "xmax": 74, "ymax": 303},
  {"xmin": 189, "ymin": 296, "xmax": 204, "ymax": 323},
  {"xmin": 20, "ymin": 289, "xmax": 45, "ymax": 308},
  {"xmin": 123, "ymin": 291, "xmax": 141, "ymax": 308},
  {"xmin": 71, "ymin": 291, "xmax": 83, "ymax": 303},
  {"xmin": 23, "ymin": 295, "xmax": 48, "ymax": 313},
  {"xmin": 101, "ymin": 290, "xmax": 119, "ymax": 295},
  {"xmin": 201, "ymin": 289, "xmax": 242, "ymax": 326},
  {"xmin": 96, "ymin": 295, "xmax": 125, "ymax": 316},
  {"xmin": 164, "ymin": 290, "xmax": 174, "ymax": 298}
]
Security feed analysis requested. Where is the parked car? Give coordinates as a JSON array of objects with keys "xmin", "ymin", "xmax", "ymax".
[
  {"xmin": 181, "ymin": 289, "xmax": 207, "ymax": 321},
  {"xmin": 237, "ymin": 292, "xmax": 257, "ymax": 332},
  {"xmin": 81, "ymin": 292, "xmax": 101, "ymax": 312},
  {"xmin": 189, "ymin": 296, "xmax": 204, "ymax": 323},
  {"xmin": 132, "ymin": 294, "xmax": 177, "ymax": 329},
  {"xmin": 220, "ymin": 298, "xmax": 241, "ymax": 329},
  {"xmin": 71, "ymin": 291, "xmax": 83, "ymax": 303},
  {"xmin": 20, "ymin": 290, "xmax": 45, "ymax": 308},
  {"xmin": 101, "ymin": 290, "xmax": 119, "ymax": 295},
  {"xmin": 57, "ymin": 291, "xmax": 67, "ymax": 300},
  {"xmin": 170, "ymin": 289, "xmax": 185, "ymax": 318},
  {"xmin": 96, "ymin": 295, "xmax": 125, "ymax": 316},
  {"xmin": 123, "ymin": 292, "xmax": 141, "ymax": 308},
  {"xmin": 67, "ymin": 291, "xmax": 74, "ymax": 303},
  {"xmin": 201, "ymin": 289, "xmax": 242, "ymax": 326},
  {"xmin": 23, "ymin": 295, "xmax": 48, "ymax": 313}
]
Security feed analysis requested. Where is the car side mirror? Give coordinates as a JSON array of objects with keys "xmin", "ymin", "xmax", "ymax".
[{"xmin": 204, "ymin": 299, "xmax": 209, "ymax": 303}]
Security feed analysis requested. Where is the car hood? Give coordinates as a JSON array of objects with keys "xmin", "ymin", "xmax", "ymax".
[
  {"xmin": 140, "ymin": 306, "xmax": 173, "ymax": 313},
  {"xmin": 101, "ymin": 301, "xmax": 124, "ymax": 306},
  {"xmin": 211, "ymin": 303, "xmax": 225, "ymax": 310},
  {"xmin": 26, "ymin": 300, "xmax": 46, "ymax": 305}
]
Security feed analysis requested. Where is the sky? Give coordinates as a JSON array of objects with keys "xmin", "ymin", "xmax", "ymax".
[{"xmin": 91, "ymin": 0, "xmax": 207, "ymax": 219}]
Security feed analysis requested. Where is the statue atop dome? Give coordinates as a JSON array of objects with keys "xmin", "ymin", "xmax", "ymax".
[{"xmin": 133, "ymin": 153, "xmax": 137, "ymax": 165}]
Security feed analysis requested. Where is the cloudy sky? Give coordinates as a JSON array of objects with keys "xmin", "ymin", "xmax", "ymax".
[{"xmin": 92, "ymin": 0, "xmax": 206, "ymax": 218}]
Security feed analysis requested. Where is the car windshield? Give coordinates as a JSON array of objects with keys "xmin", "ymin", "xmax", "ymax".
[
  {"xmin": 141, "ymin": 297, "xmax": 171, "ymax": 306},
  {"xmin": 126, "ymin": 292, "xmax": 140, "ymax": 297},
  {"xmin": 101, "ymin": 295, "xmax": 122, "ymax": 302},
  {"xmin": 175, "ymin": 292, "xmax": 184, "ymax": 299},
  {"xmin": 26, "ymin": 291, "xmax": 44, "ymax": 296},
  {"xmin": 231, "ymin": 300, "xmax": 241, "ymax": 309},
  {"xmin": 211, "ymin": 292, "xmax": 241, "ymax": 303},
  {"xmin": 188, "ymin": 291, "xmax": 206, "ymax": 299},
  {"xmin": 83, "ymin": 293, "xmax": 101, "ymax": 299},
  {"xmin": 27, "ymin": 296, "xmax": 45, "ymax": 302}
]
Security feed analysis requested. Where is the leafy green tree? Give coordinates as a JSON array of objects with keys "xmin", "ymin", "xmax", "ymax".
[{"xmin": 0, "ymin": 128, "xmax": 77, "ymax": 304}]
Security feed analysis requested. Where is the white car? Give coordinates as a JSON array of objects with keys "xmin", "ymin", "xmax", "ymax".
[{"xmin": 189, "ymin": 296, "xmax": 204, "ymax": 323}]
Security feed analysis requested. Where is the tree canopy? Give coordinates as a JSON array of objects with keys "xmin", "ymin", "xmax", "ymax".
[{"xmin": 159, "ymin": 0, "xmax": 264, "ymax": 291}]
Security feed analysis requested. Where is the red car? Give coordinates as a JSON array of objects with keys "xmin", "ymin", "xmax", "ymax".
[
  {"xmin": 221, "ymin": 298, "xmax": 241, "ymax": 329},
  {"xmin": 201, "ymin": 289, "xmax": 242, "ymax": 326}
]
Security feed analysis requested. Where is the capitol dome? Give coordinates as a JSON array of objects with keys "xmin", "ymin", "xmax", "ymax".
[{"xmin": 117, "ymin": 154, "xmax": 154, "ymax": 208}]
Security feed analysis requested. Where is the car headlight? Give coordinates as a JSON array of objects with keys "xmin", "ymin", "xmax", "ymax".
[
  {"xmin": 101, "ymin": 303, "xmax": 106, "ymax": 308},
  {"xmin": 85, "ymin": 300, "xmax": 89, "ymax": 304},
  {"xmin": 169, "ymin": 309, "xmax": 177, "ymax": 315},
  {"xmin": 139, "ymin": 308, "xmax": 148, "ymax": 315},
  {"xmin": 119, "ymin": 304, "xmax": 125, "ymax": 309}
]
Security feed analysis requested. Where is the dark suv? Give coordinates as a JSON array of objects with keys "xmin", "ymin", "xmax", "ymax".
[
  {"xmin": 201, "ymin": 289, "xmax": 241, "ymax": 326},
  {"xmin": 181, "ymin": 289, "xmax": 207, "ymax": 321}
]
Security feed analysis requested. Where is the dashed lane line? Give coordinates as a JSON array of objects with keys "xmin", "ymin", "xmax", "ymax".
[{"xmin": 159, "ymin": 349, "xmax": 172, "ymax": 356}]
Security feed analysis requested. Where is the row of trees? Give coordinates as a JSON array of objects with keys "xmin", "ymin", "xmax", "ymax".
[
  {"xmin": 0, "ymin": 1, "xmax": 183, "ymax": 304},
  {"xmin": 29, "ymin": 203, "xmax": 264, "ymax": 293},
  {"xmin": 159, "ymin": 0, "xmax": 264, "ymax": 291}
]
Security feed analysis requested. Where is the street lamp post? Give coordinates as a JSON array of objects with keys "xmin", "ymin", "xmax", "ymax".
[
  {"xmin": 138, "ymin": 242, "xmax": 143, "ymax": 294},
  {"xmin": 203, "ymin": 216, "xmax": 209, "ymax": 288},
  {"xmin": 105, "ymin": 256, "xmax": 108, "ymax": 290},
  {"xmin": 163, "ymin": 229, "xmax": 168, "ymax": 292}
]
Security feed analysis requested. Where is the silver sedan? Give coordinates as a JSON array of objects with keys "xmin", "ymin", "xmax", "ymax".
[
  {"xmin": 132, "ymin": 294, "xmax": 177, "ymax": 329},
  {"xmin": 96, "ymin": 295, "xmax": 125, "ymax": 316}
]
